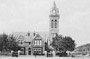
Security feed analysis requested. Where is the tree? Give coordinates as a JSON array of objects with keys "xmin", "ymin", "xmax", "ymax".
[
  {"xmin": 0, "ymin": 33, "xmax": 20, "ymax": 52},
  {"xmin": 52, "ymin": 34, "xmax": 63, "ymax": 51},
  {"xmin": 0, "ymin": 34, "xmax": 4, "ymax": 51},
  {"xmin": 7, "ymin": 35, "xmax": 20, "ymax": 51},
  {"xmin": 51, "ymin": 34, "xmax": 75, "ymax": 52},
  {"xmin": 45, "ymin": 42, "xmax": 52, "ymax": 52},
  {"xmin": 0, "ymin": 33, "xmax": 8, "ymax": 51},
  {"xmin": 64, "ymin": 36, "xmax": 75, "ymax": 51}
]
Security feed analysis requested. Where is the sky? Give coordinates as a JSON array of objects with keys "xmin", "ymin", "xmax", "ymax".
[{"xmin": 0, "ymin": 0, "xmax": 90, "ymax": 47}]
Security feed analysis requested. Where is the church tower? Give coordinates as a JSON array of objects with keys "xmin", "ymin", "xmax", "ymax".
[{"xmin": 49, "ymin": 1, "xmax": 60, "ymax": 39}]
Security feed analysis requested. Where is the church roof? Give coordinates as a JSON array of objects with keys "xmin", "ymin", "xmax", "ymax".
[{"xmin": 12, "ymin": 32, "xmax": 49, "ymax": 42}]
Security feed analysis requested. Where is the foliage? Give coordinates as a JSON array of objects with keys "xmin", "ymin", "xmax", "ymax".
[
  {"xmin": 0, "ymin": 33, "xmax": 20, "ymax": 51},
  {"xmin": 7, "ymin": 35, "xmax": 20, "ymax": 51},
  {"xmin": 51, "ymin": 34, "xmax": 75, "ymax": 52},
  {"xmin": 45, "ymin": 41, "xmax": 53, "ymax": 52},
  {"xmin": 0, "ymin": 33, "xmax": 8, "ymax": 51},
  {"xmin": 64, "ymin": 36, "xmax": 75, "ymax": 51}
]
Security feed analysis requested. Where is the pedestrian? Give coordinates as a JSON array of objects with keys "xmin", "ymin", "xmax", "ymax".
[{"xmin": 35, "ymin": 53, "xmax": 36, "ymax": 57}]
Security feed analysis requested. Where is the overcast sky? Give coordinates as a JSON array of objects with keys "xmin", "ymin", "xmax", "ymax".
[{"xmin": 0, "ymin": 0, "xmax": 90, "ymax": 46}]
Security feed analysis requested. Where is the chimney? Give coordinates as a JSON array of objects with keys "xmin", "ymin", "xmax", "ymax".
[
  {"xmin": 33, "ymin": 32, "xmax": 35, "ymax": 36},
  {"xmin": 27, "ymin": 32, "xmax": 30, "ymax": 36}
]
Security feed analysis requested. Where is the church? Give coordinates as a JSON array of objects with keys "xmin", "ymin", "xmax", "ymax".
[{"xmin": 12, "ymin": 1, "xmax": 60, "ymax": 55}]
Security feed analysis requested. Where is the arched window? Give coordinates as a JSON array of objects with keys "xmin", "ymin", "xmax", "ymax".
[
  {"xmin": 39, "ymin": 40, "xmax": 40, "ymax": 45},
  {"xmin": 51, "ymin": 20, "xmax": 53, "ymax": 28},
  {"xmin": 55, "ymin": 20, "xmax": 57, "ymax": 28},
  {"xmin": 40, "ymin": 40, "xmax": 41, "ymax": 45},
  {"xmin": 35, "ymin": 40, "xmax": 36, "ymax": 45},
  {"xmin": 37, "ymin": 40, "xmax": 39, "ymax": 45}
]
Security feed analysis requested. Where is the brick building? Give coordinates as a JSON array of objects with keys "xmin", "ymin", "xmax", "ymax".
[{"xmin": 11, "ymin": 1, "xmax": 60, "ymax": 56}]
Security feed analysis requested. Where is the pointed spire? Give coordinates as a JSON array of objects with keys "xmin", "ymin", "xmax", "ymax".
[
  {"xmin": 54, "ymin": 1, "xmax": 56, "ymax": 7},
  {"xmin": 53, "ymin": 1, "xmax": 56, "ymax": 8},
  {"xmin": 50, "ymin": 0, "xmax": 59, "ymax": 15}
]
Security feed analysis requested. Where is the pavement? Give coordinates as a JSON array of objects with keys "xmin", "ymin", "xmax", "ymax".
[{"xmin": 0, "ymin": 55, "xmax": 90, "ymax": 59}]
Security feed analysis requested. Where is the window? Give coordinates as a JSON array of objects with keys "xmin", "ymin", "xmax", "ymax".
[
  {"xmin": 38, "ymin": 40, "xmax": 41, "ymax": 45},
  {"xmin": 55, "ymin": 20, "xmax": 57, "ymax": 28},
  {"xmin": 34, "ymin": 40, "xmax": 36, "ymax": 45},
  {"xmin": 35, "ymin": 40, "xmax": 37, "ymax": 45},
  {"xmin": 36, "ymin": 40, "xmax": 38, "ymax": 45},
  {"xmin": 34, "ymin": 40, "xmax": 35, "ymax": 44},
  {"xmin": 35, "ymin": 40, "xmax": 39, "ymax": 45},
  {"xmin": 55, "ymin": 23, "xmax": 57, "ymax": 28},
  {"xmin": 38, "ymin": 40, "xmax": 39, "ymax": 45},
  {"xmin": 51, "ymin": 20, "xmax": 53, "ymax": 28},
  {"xmin": 39, "ymin": 40, "xmax": 41, "ymax": 45}
]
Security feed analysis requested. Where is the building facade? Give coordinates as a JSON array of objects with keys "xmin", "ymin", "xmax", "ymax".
[
  {"xmin": 70, "ymin": 43, "xmax": 90, "ymax": 57},
  {"xmin": 12, "ymin": 1, "xmax": 60, "ymax": 56},
  {"xmin": 31, "ymin": 34, "xmax": 45, "ymax": 55},
  {"xmin": 13, "ymin": 32, "xmax": 45, "ymax": 55},
  {"xmin": 49, "ymin": 1, "xmax": 60, "ymax": 41}
]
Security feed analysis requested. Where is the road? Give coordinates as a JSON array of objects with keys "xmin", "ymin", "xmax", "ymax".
[{"xmin": 0, "ymin": 55, "xmax": 90, "ymax": 59}]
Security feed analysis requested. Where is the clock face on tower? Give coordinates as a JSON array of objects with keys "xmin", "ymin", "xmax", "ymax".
[{"xmin": 52, "ymin": 10, "xmax": 56, "ymax": 14}]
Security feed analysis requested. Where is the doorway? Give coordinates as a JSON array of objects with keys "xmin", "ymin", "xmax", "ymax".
[{"xmin": 28, "ymin": 48, "xmax": 31, "ymax": 55}]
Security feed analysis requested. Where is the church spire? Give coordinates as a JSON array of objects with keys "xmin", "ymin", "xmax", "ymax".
[
  {"xmin": 51, "ymin": 1, "xmax": 59, "ymax": 15},
  {"xmin": 49, "ymin": 1, "xmax": 60, "ymax": 40},
  {"xmin": 53, "ymin": 1, "xmax": 56, "ymax": 9}
]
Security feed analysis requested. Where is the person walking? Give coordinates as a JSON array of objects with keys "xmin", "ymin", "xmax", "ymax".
[{"xmin": 35, "ymin": 52, "xmax": 37, "ymax": 57}]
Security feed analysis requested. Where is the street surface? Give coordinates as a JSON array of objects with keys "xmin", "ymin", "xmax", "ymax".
[{"xmin": 0, "ymin": 55, "xmax": 90, "ymax": 59}]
